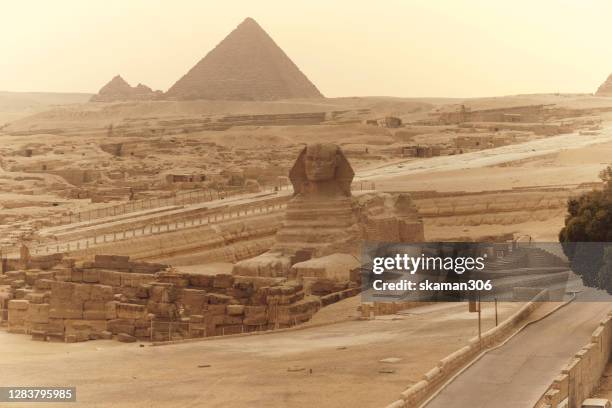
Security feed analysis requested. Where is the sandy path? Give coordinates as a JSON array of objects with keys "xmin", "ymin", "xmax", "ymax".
[{"xmin": 355, "ymin": 128, "xmax": 612, "ymax": 181}]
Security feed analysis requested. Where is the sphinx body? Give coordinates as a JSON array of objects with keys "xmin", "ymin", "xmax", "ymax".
[
  {"xmin": 233, "ymin": 144, "xmax": 360, "ymax": 277},
  {"xmin": 232, "ymin": 143, "xmax": 424, "ymax": 279}
]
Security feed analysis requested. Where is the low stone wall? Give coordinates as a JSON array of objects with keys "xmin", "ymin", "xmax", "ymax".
[
  {"xmin": 1, "ymin": 255, "xmax": 359, "ymax": 343},
  {"xmin": 535, "ymin": 311, "xmax": 612, "ymax": 408},
  {"xmin": 384, "ymin": 290, "xmax": 549, "ymax": 408}
]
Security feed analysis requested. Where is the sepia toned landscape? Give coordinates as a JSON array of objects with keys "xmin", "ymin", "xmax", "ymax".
[{"xmin": 2, "ymin": 5, "xmax": 612, "ymax": 408}]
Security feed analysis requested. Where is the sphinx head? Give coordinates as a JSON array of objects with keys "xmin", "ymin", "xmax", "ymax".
[
  {"xmin": 289, "ymin": 143, "xmax": 354, "ymax": 197},
  {"xmin": 304, "ymin": 143, "xmax": 338, "ymax": 182}
]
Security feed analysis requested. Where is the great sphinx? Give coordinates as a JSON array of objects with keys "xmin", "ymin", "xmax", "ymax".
[{"xmin": 232, "ymin": 143, "xmax": 424, "ymax": 278}]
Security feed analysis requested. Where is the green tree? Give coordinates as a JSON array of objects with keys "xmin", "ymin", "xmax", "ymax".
[{"xmin": 559, "ymin": 166, "xmax": 612, "ymax": 292}]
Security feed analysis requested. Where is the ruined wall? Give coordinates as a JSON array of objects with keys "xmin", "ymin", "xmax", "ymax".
[{"xmin": 1, "ymin": 254, "xmax": 358, "ymax": 343}]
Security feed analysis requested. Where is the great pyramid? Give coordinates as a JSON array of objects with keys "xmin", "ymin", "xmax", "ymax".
[
  {"xmin": 596, "ymin": 73, "xmax": 612, "ymax": 96},
  {"xmin": 165, "ymin": 18, "xmax": 323, "ymax": 101}
]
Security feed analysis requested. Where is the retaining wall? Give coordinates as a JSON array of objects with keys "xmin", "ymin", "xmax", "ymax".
[{"xmin": 535, "ymin": 311, "xmax": 612, "ymax": 408}]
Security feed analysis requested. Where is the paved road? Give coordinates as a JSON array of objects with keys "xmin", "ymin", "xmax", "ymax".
[{"xmin": 425, "ymin": 289, "xmax": 612, "ymax": 408}]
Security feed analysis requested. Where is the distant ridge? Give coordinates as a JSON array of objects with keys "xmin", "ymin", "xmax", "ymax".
[
  {"xmin": 596, "ymin": 73, "xmax": 612, "ymax": 96},
  {"xmin": 165, "ymin": 17, "xmax": 323, "ymax": 101}
]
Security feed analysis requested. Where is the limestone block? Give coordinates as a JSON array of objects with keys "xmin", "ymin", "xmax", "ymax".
[
  {"xmin": 14, "ymin": 288, "xmax": 33, "ymax": 300},
  {"xmin": 121, "ymin": 273, "xmax": 155, "ymax": 288},
  {"xmin": 243, "ymin": 314, "xmax": 268, "ymax": 326},
  {"xmin": 150, "ymin": 284, "xmax": 177, "ymax": 303},
  {"xmin": 156, "ymin": 273, "xmax": 189, "ymax": 287},
  {"xmin": 82, "ymin": 269, "xmax": 100, "ymax": 283},
  {"xmin": 90, "ymin": 284, "xmax": 114, "ymax": 301},
  {"xmin": 35, "ymin": 279, "xmax": 53, "ymax": 291},
  {"xmin": 100, "ymin": 331, "xmax": 113, "ymax": 340},
  {"xmin": 136, "ymin": 284, "xmax": 151, "ymax": 299},
  {"xmin": 134, "ymin": 328, "xmax": 150, "ymax": 338},
  {"xmin": 188, "ymin": 274, "xmax": 213, "ymax": 288},
  {"xmin": 25, "ymin": 272, "xmax": 41, "ymax": 286},
  {"xmin": 31, "ymin": 330, "xmax": 47, "ymax": 341},
  {"xmin": 61, "ymin": 319, "xmax": 105, "ymax": 342},
  {"xmin": 83, "ymin": 300, "xmax": 105, "ymax": 311},
  {"xmin": 223, "ymin": 315, "xmax": 243, "ymax": 325},
  {"xmin": 218, "ymin": 324, "xmax": 243, "ymax": 335},
  {"xmin": 25, "ymin": 292, "xmax": 49, "ymax": 304},
  {"xmin": 243, "ymin": 305, "xmax": 267, "ymax": 325},
  {"xmin": 49, "ymin": 298, "xmax": 83, "ymax": 319},
  {"xmin": 206, "ymin": 293, "xmax": 232, "ymax": 305},
  {"xmin": 206, "ymin": 304, "xmax": 227, "ymax": 316},
  {"xmin": 8, "ymin": 299, "xmax": 29, "ymax": 310},
  {"xmin": 190, "ymin": 315, "xmax": 204, "ymax": 324},
  {"xmin": 107, "ymin": 319, "xmax": 135, "ymax": 336},
  {"xmin": 130, "ymin": 262, "xmax": 166, "ymax": 274},
  {"xmin": 83, "ymin": 310, "xmax": 106, "ymax": 320},
  {"xmin": 94, "ymin": 255, "xmax": 131, "ymax": 270},
  {"xmin": 10, "ymin": 280, "xmax": 25, "ymax": 289},
  {"xmin": 147, "ymin": 302, "xmax": 176, "ymax": 319},
  {"xmin": 227, "ymin": 304, "xmax": 245, "ymax": 316},
  {"xmin": 26, "ymin": 303, "xmax": 49, "ymax": 324},
  {"xmin": 50, "ymin": 281, "xmax": 74, "ymax": 299},
  {"xmin": 181, "ymin": 289, "xmax": 207, "ymax": 313},
  {"xmin": 116, "ymin": 303, "xmax": 146, "ymax": 319},
  {"xmin": 69, "ymin": 268, "xmax": 83, "ymax": 282},
  {"xmin": 99, "ymin": 270, "xmax": 122, "ymax": 287},
  {"xmin": 213, "ymin": 274, "xmax": 234, "ymax": 289},
  {"xmin": 47, "ymin": 318, "xmax": 65, "ymax": 333},
  {"xmin": 105, "ymin": 301, "xmax": 117, "ymax": 319},
  {"xmin": 72, "ymin": 284, "xmax": 92, "ymax": 302},
  {"xmin": 6, "ymin": 271, "xmax": 26, "ymax": 281}
]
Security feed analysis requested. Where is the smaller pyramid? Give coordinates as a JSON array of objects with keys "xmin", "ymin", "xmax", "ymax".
[
  {"xmin": 91, "ymin": 75, "xmax": 162, "ymax": 102},
  {"xmin": 596, "ymin": 73, "xmax": 612, "ymax": 96},
  {"xmin": 165, "ymin": 18, "xmax": 323, "ymax": 101}
]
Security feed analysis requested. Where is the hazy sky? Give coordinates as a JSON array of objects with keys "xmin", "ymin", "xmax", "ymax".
[{"xmin": 2, "ymin": 0, "xmax": 612, "ymax": 98}]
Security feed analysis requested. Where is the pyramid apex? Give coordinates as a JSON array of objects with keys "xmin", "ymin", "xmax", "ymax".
[
  {"xmin": 165, "ymin": 18, "xmax": 323, "ymax": 100},
  {"xmin": 236, "ymin": 17, "xmax": 264, "ymax": 32}
]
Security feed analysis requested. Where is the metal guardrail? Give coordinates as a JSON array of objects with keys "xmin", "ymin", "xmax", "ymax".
[
  {"xmin": 25, "ymin": 198, "xmax": 288, "ymax": 257},
  {"xmin": 0, "ymin": 181, "xmax": 376, "ymax": 258}
]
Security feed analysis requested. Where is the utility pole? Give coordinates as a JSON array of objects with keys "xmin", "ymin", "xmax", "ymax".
[
  {"xmin": 469, "ymin": 293, "xmax": 482, "ymax": 345},
  {"xmin": 477, "ymin": 293, "xmax": 482, "ymax": 345},
  {"xmin": 495, "ymin": 297, "xmax": 498, "ymax": 327}
]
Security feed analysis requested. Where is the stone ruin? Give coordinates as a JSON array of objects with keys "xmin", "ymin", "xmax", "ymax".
[
  {"xmin": 0, "ymin": 250, "xmax": 358, "ymax": 343},
  {"xmin": 233, "ymin": 143, "xmax": 424, "ymax": 280}
]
